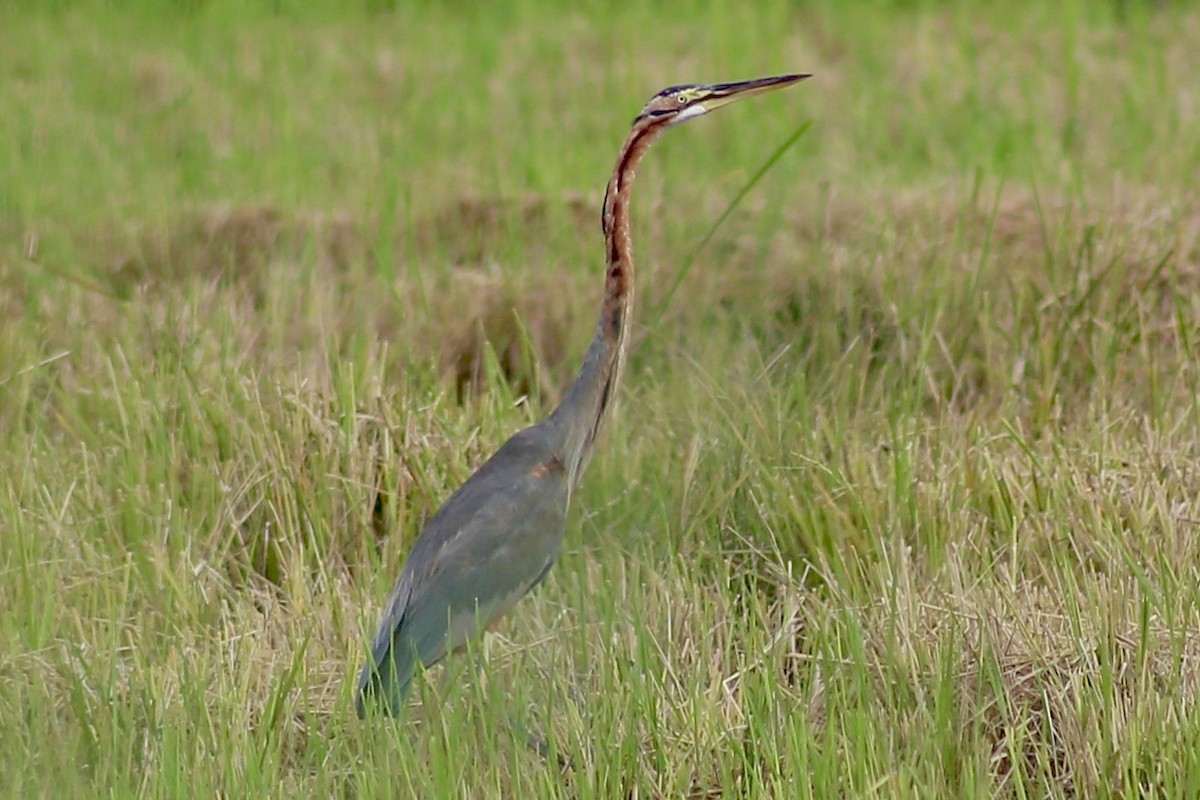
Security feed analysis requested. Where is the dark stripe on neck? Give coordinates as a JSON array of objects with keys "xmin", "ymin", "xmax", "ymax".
[{"xmin": 605, "ymin": 120, "xmax": 664, "ymax": 266}]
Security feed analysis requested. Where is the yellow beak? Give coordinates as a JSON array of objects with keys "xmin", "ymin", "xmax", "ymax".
[{"xmin": 700, "ymin": 73, "xmax": 811, "ymax": 112}]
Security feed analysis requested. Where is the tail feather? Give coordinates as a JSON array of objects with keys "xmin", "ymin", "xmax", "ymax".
[{"xmin": 355, "ymin": 643, "xmax": 414, "ymax": 718}]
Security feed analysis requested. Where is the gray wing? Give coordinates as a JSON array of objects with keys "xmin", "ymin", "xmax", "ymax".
[{"xmin": 356, "ymin": 426, "xmax": 569, "ymax": 716}]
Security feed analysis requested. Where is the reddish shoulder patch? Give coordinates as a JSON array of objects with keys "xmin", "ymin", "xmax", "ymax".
[{"xmin": 529, "ymin": 455, "xmax": 565, "ymax": 479}]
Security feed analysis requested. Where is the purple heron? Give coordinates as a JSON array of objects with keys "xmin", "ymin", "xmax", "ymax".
[{"xmin": 356, "ymin": 73, "xmax": 810, "ymax": 717}]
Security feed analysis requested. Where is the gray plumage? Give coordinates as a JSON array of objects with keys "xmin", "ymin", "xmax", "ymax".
[{"xmin": 356, "ymin": 425, "xmax": 567, "ymax": 716}]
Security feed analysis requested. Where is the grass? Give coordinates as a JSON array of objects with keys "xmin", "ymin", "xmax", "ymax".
[{"xmin": 2, "ymin": 0, "xmax": 1200, "ymax": 796}]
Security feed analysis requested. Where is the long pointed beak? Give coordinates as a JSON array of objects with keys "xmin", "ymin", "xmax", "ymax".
[{"xmin": 702, "ymin": 73, "xmax": 811, "ymax": 112}]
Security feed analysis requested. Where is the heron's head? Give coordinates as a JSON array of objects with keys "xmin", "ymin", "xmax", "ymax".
[{"xmin": 635, "ymin": 73, "xmax": 811, "ymax": 128}]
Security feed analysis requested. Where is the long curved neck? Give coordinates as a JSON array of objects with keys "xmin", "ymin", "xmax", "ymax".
[{"xmin": 546, "ymin": 118, "xmax": 669, "ymax": 488}]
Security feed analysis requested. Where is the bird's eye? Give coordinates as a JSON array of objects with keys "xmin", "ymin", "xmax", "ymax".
[{"xmin": 675, "ymin": 94, "xmax": 688, "ymax": 104}]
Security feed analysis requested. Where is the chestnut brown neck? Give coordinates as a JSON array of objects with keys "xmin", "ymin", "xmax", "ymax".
[{"xmin": 546, "ymin": 117, "xmax": 670, "ymax": 486}]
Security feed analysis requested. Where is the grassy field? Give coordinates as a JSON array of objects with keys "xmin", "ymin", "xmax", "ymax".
[{"xmin": 3, "ymin": 0, "xmax": 1200, "ymax": 796}]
